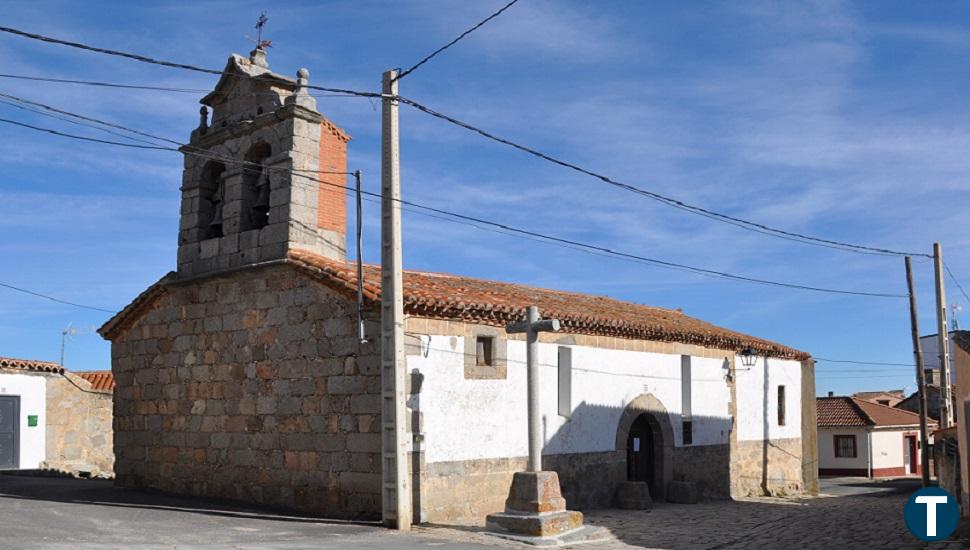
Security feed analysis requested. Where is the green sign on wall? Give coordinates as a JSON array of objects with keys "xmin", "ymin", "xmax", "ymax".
[{"xmin": 27, "ymin": 415, "xmax": 37, "ymax": 427}]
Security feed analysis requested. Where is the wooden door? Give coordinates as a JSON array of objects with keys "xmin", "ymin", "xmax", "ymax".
[
  {"xmin": 627, "ymin": 414, "xmax": 654, "ymax": 493},
  {"xmin": 0, "ymin": 396, "xmax": 19, "ymax": 470},
  {"xmin": 905, "ymin": 435, "xmax": 917, "ymax": 474}
]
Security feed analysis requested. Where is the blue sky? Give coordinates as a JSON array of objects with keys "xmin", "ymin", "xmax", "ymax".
[{"xmin": 1, "ymin": 1, "xmax": 968, "ymax": 397}]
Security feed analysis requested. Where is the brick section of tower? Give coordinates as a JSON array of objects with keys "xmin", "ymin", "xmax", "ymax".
[{"xmin": 317, "ymin": 119, "xmax": 351, "ymax": 233}]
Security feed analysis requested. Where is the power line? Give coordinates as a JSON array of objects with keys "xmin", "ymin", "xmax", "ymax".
[
  {"xmin": 0, "ymin": 26, "xmax": 382, "ymax": 99},
  {"xmin": 0, "ymin": 26, "xmax": 927, "ymax": 259},
  {"xmin": 0, "ymin": 282, "xmax": 114, "ymax": 313},
  {"xmin": 814, "ymin": 357, "xmax": 917, "ymax": 367},
  {"xmin": 944, "ymin": 262, "xmax": 970, "ymax": 306},
  {"xmin": 393, "ymin": 95, "xmax": 930, "ymax": 258},
  {"xmin": 0, "ymin": 111, "xmax": 908, "ymax": 299},
  {"xmin": 0, "ymin": 73, "xmax": 372, "ymax": 99},
  {"xmin": 0, "ymin": 73, "xmax": 208, "ymax": 92},
  {"xmin": 393, "ymin": 0, "xmax": 521, "ymax": 82}
]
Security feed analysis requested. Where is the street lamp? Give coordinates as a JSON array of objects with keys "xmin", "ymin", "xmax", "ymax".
[{"xmin": 740, "ymin": 347, "xmax": 758, "ymax": 368}]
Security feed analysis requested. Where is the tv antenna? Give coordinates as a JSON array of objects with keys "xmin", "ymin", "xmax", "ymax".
[{"xmin": 60, "ymin": 322, "xmax": 78, "ymax": 366}]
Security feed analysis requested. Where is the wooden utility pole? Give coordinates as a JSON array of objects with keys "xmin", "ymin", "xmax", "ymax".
[
  {"xmin": 934, "ymin": 243, "xmax": 954, "ymax": 428},
  {"xmin": 506, "ymin": 306, "xmax": 560, "ymax": 471},
  {"xmin": 380, "ymin": 69, "xmax": 410, "ymax": 530},
  {"xmin": 905, "ymin": 256, "xmax": 931, "ymax": 486}
]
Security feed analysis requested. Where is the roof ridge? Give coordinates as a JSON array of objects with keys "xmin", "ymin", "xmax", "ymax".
[{"xmin": 291, "ymin": 250, "xmax": 686, "ymax": 316}]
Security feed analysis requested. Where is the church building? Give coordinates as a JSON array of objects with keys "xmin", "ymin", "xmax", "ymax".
[{"xmin": 100, "ymin": 48, "xmax": 818, "ymax": 525}]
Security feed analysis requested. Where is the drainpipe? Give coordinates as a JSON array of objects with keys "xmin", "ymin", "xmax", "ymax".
[{"xmin": 867, "ymin": 431, "xmax": 873, "ymax": 479}]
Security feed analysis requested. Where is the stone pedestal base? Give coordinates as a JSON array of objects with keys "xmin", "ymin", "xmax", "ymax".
[
  {"xmin": 486, "ymin": 471, "xmax": 610, "ymax": 545},
  {"xmin": 614, "ymin": 480, "xmax": 653, "ymax": 510}
]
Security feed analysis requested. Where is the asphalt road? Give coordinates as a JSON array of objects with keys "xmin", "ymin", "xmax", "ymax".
[{"xmin": 0, "ymin": 473, "xmax": 498, "ymax": 550}]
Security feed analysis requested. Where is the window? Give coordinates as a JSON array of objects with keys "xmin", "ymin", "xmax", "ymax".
[
  {"xmin": 682, "ymin": 420, "xmax": 693, "ymax": 445},
  {"xmin": 243, "ymin": 142, "xmax": 272, "ymax": 230},
  {"xmin": 476, "ymin": 336, "xmax": 494, "ymax": 366},
  {"xmin": 463, "ymin": 330, "xmax": 506, "ymax": 380},
  {"xmin": 777, "ymin": 385, "xmax": 786, "ymax": 426},
  {"xmin": 834, "ymin": 435, "xmax": 857, "ymax": 458},
  {"xmin": 200, "ymin": 161, "xmax": 226, "ymax": 240},
  {"xmin": 558, "ymin": 347, "xmax": 572, "ymax": 418},
  {"xmin": 877, "ymin": 399, "xmax": 890, "ymax": 406}
]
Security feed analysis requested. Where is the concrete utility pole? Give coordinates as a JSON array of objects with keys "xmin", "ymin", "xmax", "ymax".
[
  {"xmin": 506, "ymin": 306, "xmax": 560, "ymax": 471},
  {"xmin": 905, "ymin": 256, "xmax": 931, "ymax": 486},
  {"xmin": 934, "ymin": 243, "xmax": 954, "ymax": 428},
  {"xmin": 380, "ymin": 69, "xmax": 410, "ymax": 530}
]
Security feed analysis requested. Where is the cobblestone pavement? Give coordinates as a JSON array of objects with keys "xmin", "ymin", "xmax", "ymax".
[{"xmin": 416, "ymin": 478, "xmax": 967, "ymax": 549}]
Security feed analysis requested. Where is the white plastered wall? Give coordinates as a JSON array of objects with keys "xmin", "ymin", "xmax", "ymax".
[
  {"xmin": 871, "ymin": 429, "xmax": 902, "ymax": 470},
  {"xmin": 408, "ymin": 335, "xmax": 792, "ymax": 464},
  {"xmin": 0, "ymin": 372, "xmax": 47, "ymax": 469},
  {"xmin": 734, "ymin": 357, "xmax": 803, "ymax": 441},
  {"xmin": 817, "ymin": 427, "xmax": 869, "ymax": 471}
]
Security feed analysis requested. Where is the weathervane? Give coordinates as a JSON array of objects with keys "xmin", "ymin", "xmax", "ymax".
[{"xmin": 254, "ymin": 12, "xmax": 272, "ymax": 50}]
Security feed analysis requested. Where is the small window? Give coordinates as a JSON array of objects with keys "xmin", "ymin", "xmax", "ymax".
[
  {"xmin": 558, "ymin": 347, "xmax": 572, "ymax": 418},
  {"xmin": 877, "ymin": 399, "xmax": 890, "ymax": 406},
  {"xmin": 682, "ymin": 420, "xmax": 693, "ymax": 445},
  {"xmin": 834, "ymin": 435, "xmax": 857, "ymax": 458},
  {"xmin": 476, "ymin": 336, "xmax": 494, "ymax": 367},
  {"xmin": 777, "ymin": 385, "xmax": 786, "ymax": 426}
]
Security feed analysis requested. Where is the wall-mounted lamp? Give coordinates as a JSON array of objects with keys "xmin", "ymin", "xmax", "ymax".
[{"xmin": 739, "ymin": 347, "xmax": 758, "ymax": 368}]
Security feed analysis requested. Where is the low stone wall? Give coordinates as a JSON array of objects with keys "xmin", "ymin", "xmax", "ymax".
[
  {"xmin": 731, "ymin": 437, "xmax": 804, "ymax": 497},
  {"xmin": 44, "ymin": 373, "xmax": 113, "ymax": 477},
  {"xmin": 109, "ymin": 265, "xmax": 382, "ymax": 519},
  {"xmin": 418, "ymin": 443, "xmax": 732, "ymax": 526}
]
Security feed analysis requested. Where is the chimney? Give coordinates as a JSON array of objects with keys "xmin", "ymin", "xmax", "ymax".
[
  {"xmin": 176, "ymin": 53, "xmax": 350, "ymax": 277},
  {"xmin": 827, "ymin": 391, "xmax": 834, "ymax": 397}
]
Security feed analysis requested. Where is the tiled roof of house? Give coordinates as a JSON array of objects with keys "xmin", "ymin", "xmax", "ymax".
[
  {"xmin": 76, "ymin": 371, "xmax": 115, "ymax": 392},
  {"xmin": 287, "ymin": 251, "xmax": 808, "ymax": 360},
  {"xmin": 0, "ymin": 356, "xmax": 64, "ymax": 374},
  {"xmin": 99, "ymin": 251, "xmax": 810, "ymax": 360},
  {"xmin": 817, "ymin": 396, "xmax": 932, "ymax": 428}
]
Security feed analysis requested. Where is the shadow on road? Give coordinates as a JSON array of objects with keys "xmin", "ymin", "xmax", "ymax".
[{"xmin": 0, "ymin": 472, "xmax": 376, "ymax": 527}]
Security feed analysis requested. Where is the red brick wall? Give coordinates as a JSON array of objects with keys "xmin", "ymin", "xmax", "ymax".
[{"xmin": 317, "ymin": 120, "xmax": 349, "ymax": 233}]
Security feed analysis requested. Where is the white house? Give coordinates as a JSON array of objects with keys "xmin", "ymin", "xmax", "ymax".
[
  {"xmin": 817, "ymin": 396, "xmax": 932, "ymax": 478},
  {"xmin": 0, "ymin": 356, "xmax": 114, "ymax": 477}
]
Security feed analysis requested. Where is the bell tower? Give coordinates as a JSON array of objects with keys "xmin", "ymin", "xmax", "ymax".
[{"xmin": 176, "ymin": 48, "xmax": 350, "ymax": 277}]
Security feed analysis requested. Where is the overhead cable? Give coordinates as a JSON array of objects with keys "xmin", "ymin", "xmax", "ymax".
[
  {"xmin": 393, "ymin": 94, "xmax": 930, "ymax": 258},
  {"xmin": 0, "ymin": 112, "xmax": 908, "ymax": 299},
  {"xmin": 0, "ymin": 281, "xmax": 115, "ymax": 313},
  {"xmin": 393, "ymin": 0, "xmax": 521, "ymax": 81},
  {"xmin": 0, "ymin": 24, "xmax": 925, "ymax": 257}
]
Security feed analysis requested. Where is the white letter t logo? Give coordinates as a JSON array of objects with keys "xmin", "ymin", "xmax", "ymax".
[{"xmin": 915, "ymin": 495, "xmax": 949, "ymax": 536}]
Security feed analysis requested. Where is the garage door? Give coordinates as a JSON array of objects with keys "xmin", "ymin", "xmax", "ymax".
[{"xmin": 0, "ymin": 396, "xmax": 18, "ymax": 470}]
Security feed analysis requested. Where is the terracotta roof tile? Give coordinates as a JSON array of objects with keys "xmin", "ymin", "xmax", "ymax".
[
  {"xmin": 99, "ymin": 251, "xmax": 810, "ymax": 360},
  {"xmin": 817, "ymin": 396, "xmax": 933, "ymax": 428},
  {"xmin": 0, "ymin": 356, "xmax": 64, "ymax": 374},
  {"xmin": 76, "ymin": 371, "xmax": 115, "ymax": 392},
  {"xmin": 288, "ymin": 250, "xmax": 809, "ymax": 360}
]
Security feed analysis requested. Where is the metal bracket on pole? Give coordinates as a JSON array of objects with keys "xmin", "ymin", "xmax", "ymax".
[{"xmin": 506, "ymin": 306, "xmax": 560, "ymax": 472}]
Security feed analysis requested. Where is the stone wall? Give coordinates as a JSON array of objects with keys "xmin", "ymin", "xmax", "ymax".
[
  {"xmin": 44, "ymin": 372, "xmax": 113, "ymax": 477},
  {"xmin": 109, "ymin": 264, "xmax": 382, "ymax": 519},
  {"xmin": 417, "ymin": 443, "xmax": 734, "ymax": 526},
  {"xmin": 731, "ymin": 437, "xmax": 805, "ymax": 497}
]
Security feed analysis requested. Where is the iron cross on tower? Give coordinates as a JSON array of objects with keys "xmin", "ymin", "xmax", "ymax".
[{"xmin": 254, "ymin": 13, "xmax": 272, "ymax": 50}]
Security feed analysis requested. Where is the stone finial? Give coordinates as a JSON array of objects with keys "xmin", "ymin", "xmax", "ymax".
[
  {"xmin": 198, "ymin": 106, "xmax": 209, "ymax": 133},
  {"xmin": 285, "ymin": 67, "xmax": 317, "ymax": 110},
  {"xmin": 249, "ymin": 48, "xmax": 268, "ymax": 68}
]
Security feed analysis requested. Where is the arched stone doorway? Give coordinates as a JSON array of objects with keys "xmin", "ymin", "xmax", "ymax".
[{"xmin": 615, "ymin": 394, "xmax": 674, "ymax": 500}]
